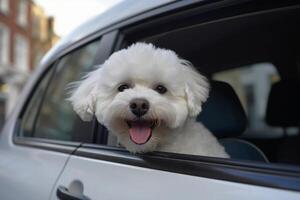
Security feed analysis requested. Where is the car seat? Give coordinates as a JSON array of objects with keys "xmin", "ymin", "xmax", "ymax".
[
  {"xmin": 265, "ymin": 80, "xmax": 300, "ymax": 164},
  {"xmin": 197, "ymin": 81, "xmax": 268, "ymax": 162}
]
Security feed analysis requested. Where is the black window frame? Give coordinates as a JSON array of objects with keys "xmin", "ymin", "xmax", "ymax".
[{"xmin": 81, "ymin": 0, "xmax": 300, "ymax": 192}]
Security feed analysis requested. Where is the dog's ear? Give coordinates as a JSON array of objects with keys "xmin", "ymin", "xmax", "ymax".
[
  {"xmin": 181, "ymin": 60, "xmax": 210, "ymax": 117},
  {"xmin": 68, "ymin": 67, "xmax": 102, "ymax": 121}
]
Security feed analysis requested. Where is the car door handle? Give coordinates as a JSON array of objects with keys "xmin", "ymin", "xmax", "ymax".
[{"xmin": 56, "ymin": 186, "xmax": 90, "ymax": 200}]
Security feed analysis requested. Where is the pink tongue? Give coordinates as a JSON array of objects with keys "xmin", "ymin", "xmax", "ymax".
[{"xmin": 129, "ymin": 121, "xmax": 152, "ymax": 145}]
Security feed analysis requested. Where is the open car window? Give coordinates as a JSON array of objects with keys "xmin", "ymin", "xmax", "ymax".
[{"xmin": 96, "ymin": 4, "xmax": 300, "ymax": 167}]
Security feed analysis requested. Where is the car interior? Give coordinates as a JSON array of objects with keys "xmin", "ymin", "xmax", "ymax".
[{"xmin": 117, "ymin": 5, "xmax": 300, "ymax": 164}]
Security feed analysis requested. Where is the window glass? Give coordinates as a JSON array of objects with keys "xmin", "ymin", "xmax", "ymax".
[
  {"xmin": 0, "ymin": 23, "xmax": 9, "ymax": 65},
  {"xmin": 32, "ymin": 14, "xmax": 40, "ymax": 38},
  {"xmin": 32, "ymin": 40, "xmax": 101, "ymax": 142},
  {"xmin": 20, "ymin": 67, "xmax": 55, "ymax": 137},
  {"xmin": 0, "ymin": 0, "xmax": 9, "ymax": 15},
  {"xmin": 14, "ymin": 34, "xmax": 29, "ymax": 71},
  {"xmin": 16, "ymin": 0, "xmax": 28, "ymax": 27}
]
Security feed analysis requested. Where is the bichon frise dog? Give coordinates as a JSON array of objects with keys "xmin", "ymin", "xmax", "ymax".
[{"xmin": 69, "ymin": 43, "xmax": 229, "ymax": 158}]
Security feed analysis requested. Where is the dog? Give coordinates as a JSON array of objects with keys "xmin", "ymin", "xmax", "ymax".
[{"xmin": 69, "ymin": 43, "xmax": 229, "ymax": 158}]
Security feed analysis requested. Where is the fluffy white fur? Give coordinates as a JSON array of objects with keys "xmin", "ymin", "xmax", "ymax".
[{"xmin": 69, "ymin": 43, "xmax": 229, "ymax": 158}]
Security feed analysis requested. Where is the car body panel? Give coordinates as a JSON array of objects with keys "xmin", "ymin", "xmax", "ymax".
[
  {"xmin": 0, "ymin": 80, "xmax": 77, "ymax": 199},
  {"xmin": 0, "ymin": 143, "xmax": 73, "ymax": 200},
  {"xmin": 51, "ymin": 154, "xmax": 300, "ymax": 200},
  {"xmin": 0, "ymin": 45, "xmax": 77, "ymax": 200}
]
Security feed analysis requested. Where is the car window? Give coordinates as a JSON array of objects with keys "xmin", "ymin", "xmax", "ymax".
[
  {"xmin": 20, "ymin": 67, "xmax": 55, "ymax": 137},
  {"xmin": 79, "ymin": 5, "xmax": 300, "ymax": 167},
  {"xmin": 21, "ymin": 39, "xmax": 101, "ymax": 142}
]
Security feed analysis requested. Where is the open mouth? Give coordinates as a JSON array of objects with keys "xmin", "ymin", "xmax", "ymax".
[{"xmin": 126, "ymin": 119, "xmax": 157, "ymax": 145}]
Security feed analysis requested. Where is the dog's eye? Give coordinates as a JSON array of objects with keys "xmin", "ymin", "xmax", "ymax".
[
  {"xmin": 118, "ymin": 84, "xmax": 130, "ymax": 92},
  {"xmin": 154, "ymin": 84, "xmax": 167, "ymax": 94}
]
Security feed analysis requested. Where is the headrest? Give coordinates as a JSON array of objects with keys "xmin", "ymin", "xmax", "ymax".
[
  {"xmin": 197, "ymin": 81, "xmax": 247, "ymax": 138},
  {"xmin": 266, "ymin": 80, "xmax": 300, "ymax": 127}
]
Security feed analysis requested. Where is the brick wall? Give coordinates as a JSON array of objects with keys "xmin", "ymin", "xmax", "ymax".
[{"xmin": 0, "ymin": 0, "xmax": 33, "ymax": 70}]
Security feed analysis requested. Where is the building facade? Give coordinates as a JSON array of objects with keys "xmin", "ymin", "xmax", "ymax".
[{"xmin": 0, "ymin": 0, "xmax": 59, "ymax": 120}]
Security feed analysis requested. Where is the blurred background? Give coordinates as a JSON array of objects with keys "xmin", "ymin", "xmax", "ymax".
[{"xmin": 0, "ymin": 0, "xmax": 122, "ymax": 127}]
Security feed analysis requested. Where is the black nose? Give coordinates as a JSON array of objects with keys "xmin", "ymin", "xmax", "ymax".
[{"xmin": 130, "ymin": 98, "xmax": 150, "ymax": 117}]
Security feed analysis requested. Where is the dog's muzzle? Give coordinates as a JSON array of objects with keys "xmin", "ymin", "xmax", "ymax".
[{"xmin": 129, "ymin": 98, "xmax": 149, "ymax": 117}]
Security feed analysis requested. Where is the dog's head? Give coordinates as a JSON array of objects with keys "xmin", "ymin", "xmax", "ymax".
[{"xmin": 69, "ymin": 43, "xmax": 209, "ymax": 153}]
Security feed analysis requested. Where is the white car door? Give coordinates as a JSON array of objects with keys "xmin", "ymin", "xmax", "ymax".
[
  {"xmin": 0, "ymin": 65, "xmax": 78, "ymax": 200},
  {"xmin": 0, "ymin": 38, "xmax": 102, "ymax": 200},
  {"xmin": 51, "ymin": 145, "xmax": 300, "ymax": 200}
]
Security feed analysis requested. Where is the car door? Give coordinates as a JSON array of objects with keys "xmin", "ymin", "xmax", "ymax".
[
  {"xmin": 53, "ymin": 146, "xmax": 300, "ymax": 200},
  {"xmin": 51, "ymin": 1, "xmax": 300, "ymax": 200},
  {"xmin": 0, "ymin": 37, "xmax": 102, "ymax": 200}
]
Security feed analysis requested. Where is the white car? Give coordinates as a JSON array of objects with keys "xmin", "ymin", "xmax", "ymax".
[{"xmin": 1, "ymin": 0, "xmax": 300, "ymax": 199}]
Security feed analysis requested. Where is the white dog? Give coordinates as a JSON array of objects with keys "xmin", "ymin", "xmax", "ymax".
[{"xmin": 69, "ymin": 43, "xmax": 229, "ymax": 158}]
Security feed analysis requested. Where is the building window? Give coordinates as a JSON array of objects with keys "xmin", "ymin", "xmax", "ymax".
[
  {"xmin": 32, "ymin": 14, "xmax": 40, "ymax": 38},
  {"xmin": 17, "ymin": 0, "xmax": 28, "ymax": 27},
  {"xmin": 0, "ymin": 0, "xmax": 9, "ymax": 15},
  {"xmin": 34, "ymin": 51, "xmax": 43, "ymax": 68},
  {"xmin": 0, "ymin": 24, "xmax": 9, "ymax": 66},
  {"xmin": 14, "ymin": 34, "xmax": 29, "ymax": 71}
]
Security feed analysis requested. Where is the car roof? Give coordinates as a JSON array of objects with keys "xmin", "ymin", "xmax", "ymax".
[{"xmin": 41, "ymin": 0, "xmax": 175, "ymax": 66}]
